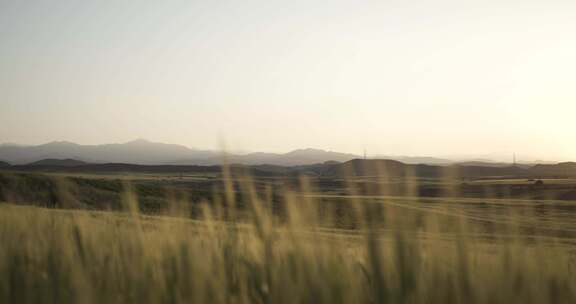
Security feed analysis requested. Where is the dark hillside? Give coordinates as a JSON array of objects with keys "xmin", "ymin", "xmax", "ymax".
[
  {"xmin": 322, "ymin": 159, "xmax": 532, "ymax": 179},
  {"xmin": 27, "ymin": 158, "xmax": 89, "ymax": 167},
  {"xmin": 3, "ymin": 159, "xmax": 576, "ymax": 179},
  {"xmin": 529, "ymin": 162, "xmax": 576, "ymax": 177}
]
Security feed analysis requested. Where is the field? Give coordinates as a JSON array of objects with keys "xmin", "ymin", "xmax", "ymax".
[{"xmin": 1, "ymin": 170, "xmax": 576, "ymax": 303}]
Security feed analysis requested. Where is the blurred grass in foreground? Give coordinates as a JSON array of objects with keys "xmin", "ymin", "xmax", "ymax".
[{"xmin": 0, "ymin": 171, "xmax": 575, "ymax": 304}]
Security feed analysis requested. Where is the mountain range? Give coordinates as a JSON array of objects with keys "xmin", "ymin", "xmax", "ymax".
[
  {"xmin": 0, "ymin": 139, "xmax": 361, "ymax": 166},
  {"xmin": 0, "ymin": 139, "xmax": 518, "ymax": 167}
]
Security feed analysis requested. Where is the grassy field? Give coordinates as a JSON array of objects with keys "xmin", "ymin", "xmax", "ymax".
[{"xmin": 1, "ymin": 171, "xmax": 576, "ymax": 303}]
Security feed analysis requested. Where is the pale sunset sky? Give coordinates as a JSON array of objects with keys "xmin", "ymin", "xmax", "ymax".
[{"xmin": 1, "ymin": 0, "xmax": 575, "ymax": 161}]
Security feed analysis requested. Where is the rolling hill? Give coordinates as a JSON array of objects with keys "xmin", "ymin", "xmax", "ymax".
[
  {"xmin": 4, "ymin": 157, "xmax": 576, "ymax": 179},
  {"xmin": 27, "ymin": 159, "xmax": 89, "ymax": 167}
]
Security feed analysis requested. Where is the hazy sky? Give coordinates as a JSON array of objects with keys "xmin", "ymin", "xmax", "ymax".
[{"xmin": 1, "ymin": 0, "xmax": 575, "ymax": 160}]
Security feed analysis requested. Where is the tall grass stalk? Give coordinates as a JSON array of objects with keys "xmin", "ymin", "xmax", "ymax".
[{"xmin": 0, "ymin": 169, "xmax": 575, "ymax": 303}]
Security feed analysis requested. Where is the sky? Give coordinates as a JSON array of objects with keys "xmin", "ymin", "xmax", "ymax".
[{"xmin": 1, "ymin": 0, "xmax": 575, "ymax": 161}]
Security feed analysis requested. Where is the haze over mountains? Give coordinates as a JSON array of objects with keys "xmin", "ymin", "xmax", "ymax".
[
  {"xmin": 0, "ymin": 139, "xmax": 360, "ymax": 166},
  {"xmin": 0, "ymin": 139, "xmax": 529, "ymax": 166}
]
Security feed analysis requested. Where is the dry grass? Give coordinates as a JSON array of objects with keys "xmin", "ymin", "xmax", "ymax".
[{"xmin": 0, "ymin": 171, "xmax": 575, "ymax": 303}]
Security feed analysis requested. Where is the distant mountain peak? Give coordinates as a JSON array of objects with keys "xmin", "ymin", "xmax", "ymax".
[
  {"xmin": 121, "ymin": 139, "xmax": 191, "ymax": 149},
  {"xmin": 124, "ymin": 138, "xmax": 153, "ymax": 145},
  {"xmin": 41, "ymin": 141, "xmax": 80, "ymax": 147},
  {"xmin": 286, "ymin": 148, "xmax": 326, "ymax": 154},
  {"xmin": 286, "ymin": 148, "xmax": 352, "ymax": 156}
]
